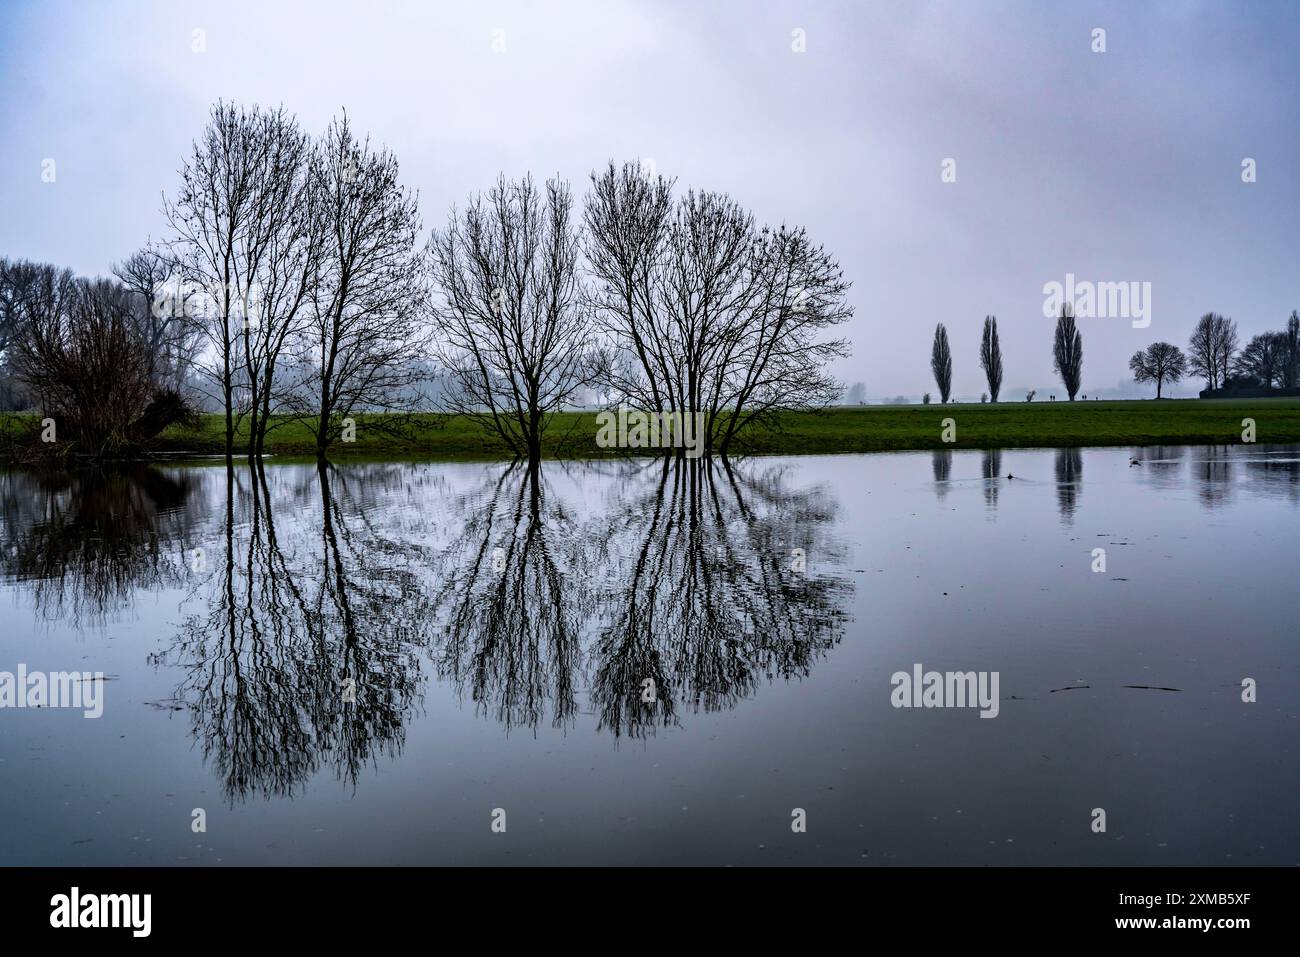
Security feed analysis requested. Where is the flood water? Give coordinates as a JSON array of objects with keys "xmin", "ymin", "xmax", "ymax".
[{"xmin": 1, "ymin": 445, "xmax": 1296, "ymax": 865}]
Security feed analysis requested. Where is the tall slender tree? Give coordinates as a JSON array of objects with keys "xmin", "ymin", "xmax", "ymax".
[
  {"xmin": 1282, "ymin": 310, "xmax": 1300, "ymax": 389},
  {"xmin": 979, "ymin": 315, "xmax": 1002, "ymax": 402},
  {"xmin": 930, "ymin": 323, "xmax": 952, "ymax": 404},
  {"xmin": 1052, "ymin": 307, "xmax": 1083, "ymax": 400}
]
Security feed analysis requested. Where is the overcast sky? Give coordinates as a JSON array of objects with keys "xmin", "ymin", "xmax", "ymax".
[{"xmin": 2, "ymin": 0, "xmax": 1297, "ymax": 398}]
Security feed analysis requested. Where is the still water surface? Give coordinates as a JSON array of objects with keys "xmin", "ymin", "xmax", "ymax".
[{"xmin": 1, "ymin": 446, "xmax": 1296, "ymax": 864}]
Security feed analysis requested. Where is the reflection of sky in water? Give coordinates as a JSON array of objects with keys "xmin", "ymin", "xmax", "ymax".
[{"xmin": 0, "ymin": 446, "xmax": 1296, "ymax": 865}]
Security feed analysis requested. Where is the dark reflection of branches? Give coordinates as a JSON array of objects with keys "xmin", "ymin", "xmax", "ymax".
[
  {"xmin": 981, "ymin": 449, "xmax": 1002, "ymax": 509},
  {"xmin": 425, "ymin": 457, "xmax": 851, "ymax": 740},
  {"xmin": 0, "ymin": 466, "xmax": 200, "ymax": 625},
  {"xmin": 429, "ymin": 461, "xmax": 588, "ymax": 734},
  {"xmin": 4, "ymin": 452, "xmax": 857, "ymax": 792},
  {"xmin": 1054, "ymin": 448, "xmax": 1082, "ymax": 524},
  {"xmin": 589, "ymin": 457, "xmax": 850, "ymax": 739},
  {"xmin": 160, "ymin": 461, "xmax": 433, "ymax": 804},
  {"xmin": 931, "ymin": 449, "xmax": 952, "ymax": 501}
]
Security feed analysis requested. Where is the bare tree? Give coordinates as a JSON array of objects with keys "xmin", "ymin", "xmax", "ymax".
[
  {"xmin": 0, "ymin": 259, "xmax": 32, "ymax": 409},
  {"xmin": 584, "ymin": 161, "xmax": 851, "ymax": 455},
  {"xmin": 979, "ymin": 315, "xmax": 1002, "ymax": 402},
  {"xmin": 8, "ymin": 273, "xmax": 168, "ymax": 455},
  {"xmin": 1052, "ymin": 307, "xmax": 1083, "ymax": 400},
  {"xmin": 583, "ymin": 161, "xmax": 675, "ymax": 414},
  {"xmin": 0, "ymin": 258, "xmax": 50, "ymax": 361},
  {"xmin": 1186, "ymin": 312, "xmax": 1238, "ymax": 391},
  {"xmin": 713, "ymin": 222, "xmax": 851, "ymax": 454},
  {"xmin": 930, "ymin": 323, "xmax": 952, "ymax": 403},
  {"xmin": 1129, "ymin": 341, "xmax": 1186, "ymax": 398},
  {"xmin": 1235, "ymin": 331, "xmax": 1287, "ymax": 387},
  {"xmin": 296, "ymin": 114, "xmax": 429, "ymax": 458},
  {"xmin": 428, "ymin": 175, "xmax": 589, "ymax": 460},
  {"xmin": 164, "ymin": 102, "xmax": 316, "ymax": 460},
  {"xmin": 111, "ymin": 246, "xmax": 205, "ymax": 393},
  {"xmin": 239, "ymin": 116, "xmax": 321, "ymax": 458}
]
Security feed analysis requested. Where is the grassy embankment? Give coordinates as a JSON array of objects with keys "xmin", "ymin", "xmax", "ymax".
[{"xmin": 3, "ymin": 398, "xmax": 1298, "ymax": 461}]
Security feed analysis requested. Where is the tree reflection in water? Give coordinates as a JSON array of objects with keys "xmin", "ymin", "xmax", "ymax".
[
  {"xmin": 0, "ymin": 466, "xmax": 200, "ymax": 626},
  {"xmin": 3, "ymin": 457, "xmax": 853, "ymax": 801},
  {"xmin": 162, "ymin": 462, "xmax": 435, "ymax": 803},
  {"xmin": 585, "ymin": 457, "xmax": 851, "ymax": 739}
]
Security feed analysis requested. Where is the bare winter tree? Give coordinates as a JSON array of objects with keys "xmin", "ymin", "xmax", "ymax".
[
  {"xmin": 237, "ymin": 116, "xmax": 322, "ymax": 458},
  {"xmin": 1052, "ymin": 307, "xmax": 1083, "ymax": 400},
  {"xmin": 583, "ymin": 161, "xmax": 675, "ymax": 413},
  {"xmin": 930, "ymin": 323, "xmax": 952, "ymax": 403},
  {"xmin": 164, "ymin": 102, "xmax": 317, "ymax": 460},
  {"xmin": 428, "ymin": 175, "xmax": 589, "ymax": 460},
  {"xmin": 642, "ymin": 187, "xmax": 754, "ymax": 444},
  {"xmin": 713, "ymin": 222, "xmax": 851, "ymax": 453},
  {"xmin": 979, "ymin": 315, "xmax": 1002, "ymax": 402},
  {"xmin": 8, "ymin": 273, "xmax": 181, "ymax": 455},
  {"xmin": 1186, "ymin": 312, "xmax": 1238, "ymax": 391},
  {"xmin": 584, "ymin": 160, "xmax": 851, "ymax": 455},
  {"xmin": 111, "ymin": 246, "xmax": 205, "ymax": 393},
  {"xmin": 1235, "ymin": 331, "xmax": 1287, "ymax": 387},
  {"xmin": 1129, "ymin": 341, "xmax": 1186, "ymax": 398},
  {"xmin": 0, "ymin": 258, "xmax": 52, "ymax": 361},
  {"xmin": 297, "ymin": 114, "xmax": 428, "ymax": 458}
]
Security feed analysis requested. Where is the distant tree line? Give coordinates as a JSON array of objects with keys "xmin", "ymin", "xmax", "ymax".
[
  {"xmin": 1129, "ymin": 311, "xmax": 1299, "ymax": 398},
  {"xmin": 918, "ymin": 307, "xmax": 1299, "ymax": 404},
  {"xmin": 0, "ymin": 103, "xmax": 854, "ymax": 461}
]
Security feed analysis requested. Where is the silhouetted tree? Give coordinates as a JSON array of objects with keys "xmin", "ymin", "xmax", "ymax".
[
  {"xmin": 428, "ymin": 175, "xmax": 589, "ymax": 460},
  {"xmin": 1283, "ymin": 311, "xmax": 1300, "ymax": 389},
  {"xmin": 930, "ymin": 322, "xmax": 952, "ymax": 403},
  {"xmin": 1235, "ymin": 331, "xmax": 1287, "ymax": 387},
  {"xmin": 164, "ymin": 102, "xmax": 320, "ymax": 460},
  {"xmin": 979, "ymin": 315, "xmax": 1002, "ymax": 402},
  {"xmin": 298, "ymin": 113, "xmax": 429, "ymax": 458},
  {"xmin": 111, "ymin": 247, "xmax": 203, "ymax": 391},
  {"xmin": 1186, "ymin": 312, "xmax": 1238, "ymax": 391},
  {"xmin": 8, "ymin": 273, "xmax": 162, "ymax": 455},
  {"xmin": 1052, "ymin": 307, "xmax": 1083, "ymax": 400},
  {"xmin": 584, "ymin": 161, "xmax": 851, "ymax": 455},
  {"xmin": 1129, "ymin": 341, "xmax": 1186, "ymax": 398}
]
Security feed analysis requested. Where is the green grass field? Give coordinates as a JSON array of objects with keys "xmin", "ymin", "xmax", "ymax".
[{"xmin": 4, "ymin": 398, "xmax": 1298, "ymax": 462}]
